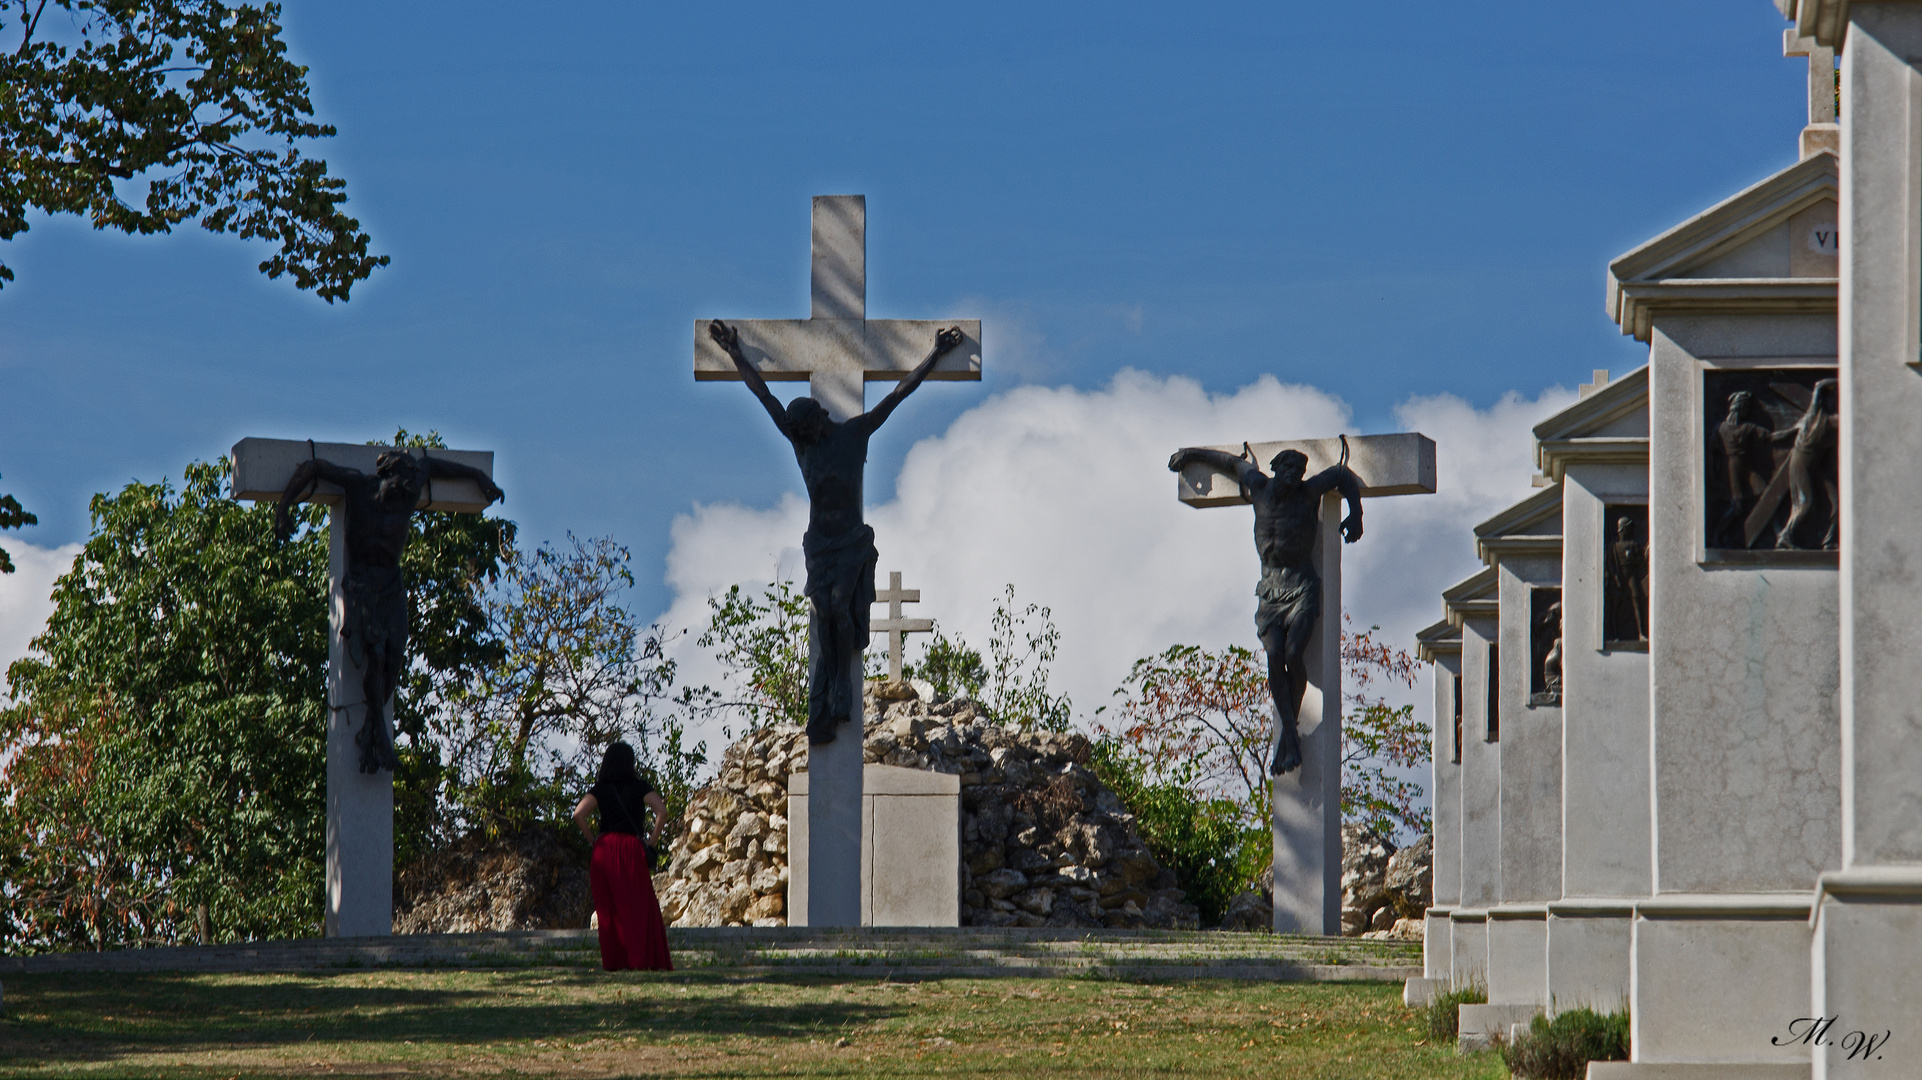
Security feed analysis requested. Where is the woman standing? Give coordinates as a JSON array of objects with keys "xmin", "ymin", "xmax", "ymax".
[{"xmin": 572, "ymin": 742, "xmax": 673, "ymax": 971}]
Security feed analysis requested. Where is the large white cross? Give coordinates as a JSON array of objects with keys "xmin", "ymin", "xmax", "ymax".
[
  {"xmin": 872, "ymin": 570, "xmax": 933, "ymax": 684},
  {"xmin": 1174, "ymin": 432, "xmax": 1435, "ymax": 935},
  {"xmin": 693, "ymin": 195, "xmax": 982, "ymax": 422},
  {"xmin": 231, "ymin": 437, "xmax": 497, "ymax": 938},
  {"xmin": 693, "ymin": 196, "xmax": 982, "ymax": 928}
]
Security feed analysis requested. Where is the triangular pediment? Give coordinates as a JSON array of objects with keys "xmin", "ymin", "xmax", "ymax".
[
  {"xmin": 1475, "ymin": 484, "xmax": 1563, "ymax": 541},
  {"xmin": 1534, "ymin": 366, "xmax": 1649, "ymax": 443},
  {"xmin": 1607, "ymin": 152, "xmax": 1838, "ymax": 340}
]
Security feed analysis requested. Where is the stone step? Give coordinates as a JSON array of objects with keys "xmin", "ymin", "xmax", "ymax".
[{"xmin": 1, "ymin": 927, "xmax": 1419, "ymax": 982}]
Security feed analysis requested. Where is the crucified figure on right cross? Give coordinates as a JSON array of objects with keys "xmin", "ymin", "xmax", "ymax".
[{"xmin": 1167, "ymin": 443, "xmax": 1362, "ymax": 774}]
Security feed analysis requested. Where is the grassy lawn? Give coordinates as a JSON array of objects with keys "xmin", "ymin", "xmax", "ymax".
[{"xmin": 0, "ymin": 968, "xmax": 1507, "ymax": 1079}]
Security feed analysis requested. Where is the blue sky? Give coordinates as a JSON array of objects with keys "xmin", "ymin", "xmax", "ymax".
[{"xmin": 2, "ymin": 0, "xmax": 1811, "ymax": 629}]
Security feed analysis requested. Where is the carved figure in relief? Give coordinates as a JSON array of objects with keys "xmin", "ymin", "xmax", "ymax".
[
  {"xmin": 1541, "ymin": 599, "xmax": 1563, "ymax": 697},
  {"xmin": 1715, "ymin": 391, "xmax": 1777, "ymax": 546},
  {"xmin": 1776, "ymin": 378, "xmax": 1838, "ymax": 550},
  {"xmin": 707, "ymin": 319, "xmax": 964, "ymax": 744},
  {"xmin": 1606, "ymin": 515, "xmax": 1649, "ymax": 641},
  {"xmin": 1165, "ymin": 442, "xmax": 1362, "ymax": 775}
]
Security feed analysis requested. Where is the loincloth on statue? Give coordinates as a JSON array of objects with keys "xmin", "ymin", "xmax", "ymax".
[
  {"xmin": 1254, "ymin": 563, "xmax": 1321, "ymax": 642},
  {"xmin": 802, "ymin": 523, "xmax": 877, "ymax": 632},
  {"xmin": 341, "ymin": 564, "xmax": 408, "ymax": 670}
]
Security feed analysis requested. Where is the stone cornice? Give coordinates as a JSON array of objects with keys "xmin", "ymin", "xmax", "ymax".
[
  {"xmin": 1416, "ymin": 617, "xmax": 1461, "ymax": 663},
  {"xmin": 1614, "ymin": 279, "xmax": 1838, "ymax": 342},
  {"xmin": 1476, "ymin": 535, "xmax": 1563, "ymax": 567},
  {"xmin": 1778, "ymin": 0, "xmax": 1850, "ymax": 50},
  {"xmin": 1635, "ymin": 892, "xmax": 1813, "ymax": 918},
  {"xmin": 1536, "ymin": 437, "xmax": 1650, "ymax": 483}
]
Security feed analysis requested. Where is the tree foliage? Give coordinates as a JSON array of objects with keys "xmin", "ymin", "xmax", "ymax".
[
  {"xmin": 982, "ymin": 584, "xmax": 1071, "ymax": 731},
  {"xmin": 0, "ymin": 437, "xmax": 511, "ymax": 951},
  {"xmin": 695, "ymin": 580, "xmax": 808, "ymax": 737},
  {"xmin": 0, "ymin": 470, "xmax": 35, "ymax": 573},
  {"xmin": 1096, "ymin": 617, "xmax": 1432, "ymax": 845},
  {"xmin": 1, "ymin": 1, "xmax": 386, "ymax": 299},
  {"xmin": 1086, "ymin": 737, "xmax": 1265, "ymax": 926},
  {"xmin": 0, "ymin": 458, "xmax": 331, "ymax": 950},
  {"xmin": 425, "ymin": 535, "xmax": 705, "ymax": 841}
]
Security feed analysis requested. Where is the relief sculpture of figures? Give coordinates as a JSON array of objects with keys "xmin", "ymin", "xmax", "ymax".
[
  {"xmin": 1165, "ymin": 442, "xmax": 1362, "ymax": 775},
  {"xmin": 1705, "ymin": 371, "xmax": 1840, "ymax": 552},
  {"xmin": 708, "ymin": 319, "xmax": 964, "ymax": 744},
  {"xmin": 1605, "ymin": 513, "xmax": 1649, "ymax": 641},
  {"xmin": 275, "ymin": 449, "xmax": 504, "ymax": 772},
  {"xmin": 1775, "ymin": 378, "xmax": 1837, "ymax": 550}
]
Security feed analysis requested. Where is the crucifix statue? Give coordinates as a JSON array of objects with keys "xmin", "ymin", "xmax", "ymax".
[
  {"xmin": 872, "ymin": 570, "xmax": 934, "ymax": 685},
  {"xmin": 1169, "ymin": 432, "xmax": 1435, "ymax": 935},
  {"xmin": 231, "ymin": 437, "xmax": 501, "ymax": 937},
  {"xmin": 694, "ymin": 195, "xmax": 981, "ymax": 927}
]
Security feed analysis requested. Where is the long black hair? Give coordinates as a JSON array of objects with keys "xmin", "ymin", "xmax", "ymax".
[{"xmin": 596, "ymin": 741, "xmax": 638, "ymax": 787}]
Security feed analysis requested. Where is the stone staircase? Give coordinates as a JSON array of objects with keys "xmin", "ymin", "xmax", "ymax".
[{"xmin": 1, "ymin": 927, "xmax": 1420, "ymax": 982}]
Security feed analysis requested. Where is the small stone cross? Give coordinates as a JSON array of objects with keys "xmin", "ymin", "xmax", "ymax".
[{"xmin": 871, "ymin": 570, "xmax": 933, "ymax": 683}]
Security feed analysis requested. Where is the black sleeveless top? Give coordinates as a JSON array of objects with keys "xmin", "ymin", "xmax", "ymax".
[{"xmin": 590, "ymin": 777, "xmax": 653, "ymax": 835}]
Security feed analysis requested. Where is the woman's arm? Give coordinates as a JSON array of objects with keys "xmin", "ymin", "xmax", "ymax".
[
  {"xmin": 644, "ymin": 791, "xmax": 668, "ymax": 849},
  {"xmin": 572, "ymin": 794, "xmax": 598, "ymax": 845}
]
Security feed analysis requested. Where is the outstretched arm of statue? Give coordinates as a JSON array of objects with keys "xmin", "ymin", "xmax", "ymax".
[
  {"xmin": 274, "ymin": 458, "xmax": 362, "ymax": 542},
  {"xmin": 708, "ymin": 320, "xmax": 790, "ymax": 436},
  {"xmin": 857, "ymin": 326, "xmax": 966, "ymax": 434},
  {"xmin": 1307, "ymin": 465, "xmax": 1365, "ymax": 542},
  {"xmin": 423, "ymin": 456, "xmax": 504, "ymax": 506},
  {"xmin": 1168, "ymin": 446, "xmax": 1262, "ymax": 490}
]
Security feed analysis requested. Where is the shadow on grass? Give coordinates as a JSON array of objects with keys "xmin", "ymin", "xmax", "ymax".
[{"xmin": 0, "ymin": 970, "xmax": 901, "ymax": 1066}]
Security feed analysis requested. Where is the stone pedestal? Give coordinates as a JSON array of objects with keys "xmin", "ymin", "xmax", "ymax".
[
  {"xmin": 324, "ymin": 509, "xmax": 393, "ymax": 938},
  {"xmin": 1449, "ymin": 908, "xmax": 1488, "ymax": 988},
  {"xmin": 1486, "ymin": 906, "xmax": 1548, "ymax": 1007},
  {"xmin": 789, "ymin": 655, "xmax": 865, "ymax": 928},
  {"xmin": 1546, "ymin": 901, "xmax": 1633, "ymax": 1014},
  {"xmin": 1268, "ymin": 493, "xmax": 1342, "ymax": 936},
  {"xmin": 787, "ymin": 763, "xmax": 959, "ymax": 926},
  {"xmin": 1628, "ymin": 897, "xmax": 1814, "ymax": 1073}
]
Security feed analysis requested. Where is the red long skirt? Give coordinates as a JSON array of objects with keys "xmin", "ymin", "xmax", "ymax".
[{"xmin": 589, "ymin": 832, "xmax": 673, "ymax": 971}]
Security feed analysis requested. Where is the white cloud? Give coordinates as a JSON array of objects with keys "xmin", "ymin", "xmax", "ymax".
[
  {"xmin": 652, "ymin": 372, "xmax": 1578, "ymax": 771},
  {"xmin": 0, "ymin": 542, "xmax": 79, "ymax": 698}
]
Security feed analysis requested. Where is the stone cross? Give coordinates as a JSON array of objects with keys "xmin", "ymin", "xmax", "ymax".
[
  {"xmin": 1174, "ymin": 432, "xmax": 1435, "ymax": 935},
  {"xmin": 693, "ymin": 195, "xmax": 981, "ymax": 929},
  {"xmin": 871, "ymin": 570, "xmax": 933, "ymax": 683},
  {"xmin": 231, "ymin": 437, "xmax": 497, "ymax": 938}
]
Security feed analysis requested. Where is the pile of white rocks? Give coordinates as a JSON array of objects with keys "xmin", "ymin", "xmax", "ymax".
[
  {"xmin": 1215, "ymin": 824, "xmax": 1433, "ymax": 937},
  {"xmin": 656, "ymin": 686, "xmax": 1200, "ymax": 930}
]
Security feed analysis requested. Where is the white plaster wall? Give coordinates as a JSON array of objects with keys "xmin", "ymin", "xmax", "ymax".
[
  {"xmin": 1458, "ymin": 616, "xmax": 1501, "ymax": 907},
  {"xmin": 1561, "ymin": 464, "xmax": 1652, "ymax": 899},
  {"xmin": 1839, "ymin": 6, "xmax": 1922, "ymax": 870},
  {"xmin": 1424, "ymin": 911, "xmax": 1453, "ymax": 980},
  {"xmin": 1648, "ymin": 315, "xmax": 1842, "ymax": 895},
  {"xmin": 1498, "ymin": 557, "xmax": 1563, "ymax": 905},
  {"xmin": 1432, "ymin": 653, "xmax": 1464, "ymax": 907}
]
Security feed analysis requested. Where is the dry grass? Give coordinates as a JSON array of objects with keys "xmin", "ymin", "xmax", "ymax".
[{"xmin": 0, "ymin": 968, "xmax": 1506, "ymax": 1078}]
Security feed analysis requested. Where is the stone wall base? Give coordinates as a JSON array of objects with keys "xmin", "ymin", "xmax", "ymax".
[
  {"xmin": 1487, "ymin": 906, "xmax": 1548, "ymax": 1006},
  {"xmin": 1630, "ymin": 900, "xmax": 1812, "ymax": 1068},
  {"xmin": 1547, "ymin": 905, "xmax": 1632, "ymax": 1014},
  {"xmin": 1811, "ymin": 871, "xmax": 1922, "ymax": 1079}
]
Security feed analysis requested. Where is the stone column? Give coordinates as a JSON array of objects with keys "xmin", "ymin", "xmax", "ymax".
[
  {"xmin": 1269, "ymin": 493, "xmax": 1342, "ymax": 935},
  {"xmin": 1451, "ymin": 603, "xmax": 1500, "ymax": 990},
  {"xmin": 1546, "ymin": 460, "xmax": 1650, "ymax": 1015},
  {"xmin": 1815, "ymin": 6, "xmax": 1922, "ymax": 1077},
  {"xmin": 1421, "ymin": 630, "xmax": 1463, "ymax": 982},
  {"xmin": 324, "ymin": 508, "xmax": 393, "ymax": 938},
  {"xmin": 1486, "ymin": 545, "xmax": 1560, "ymax": 1011}
]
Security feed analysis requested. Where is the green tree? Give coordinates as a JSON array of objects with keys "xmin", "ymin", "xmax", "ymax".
[
  {"xmin": 0, "ymin": 471, "xmax": 34, "ymax": 573},
  {"xmin": 0, "ymin": 441, "xmax": 511, "ymax": 951},
  {"xmin": 982, "ymin": 584, "xmax": 1070, "ymax": 731},
  {"xmin": 695, "ymin": 580, "xmax": 809, "ymax": 736},
  {"xmin": 1, "ymin": 1, "xmax": 386, "ymax": 299},
  {"xmin": 903, "ymin": 625, "xmax": 986, "ymax": 701},
  {"xmin": 427, "ymin": 535, "xmax": 706, "ymax": 842}
]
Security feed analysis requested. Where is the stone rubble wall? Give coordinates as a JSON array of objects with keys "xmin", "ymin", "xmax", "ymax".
[
  {"xmin": 656, "ymin": 687, "xmax": 1201, "ymax": 930},
  {"xmin": 1216, "ymin": 824, "xmax": 1433, "ymax": 938},
  {"xmin": 395, "ymin": 827, "xmax": 594, "ymax": 933}
]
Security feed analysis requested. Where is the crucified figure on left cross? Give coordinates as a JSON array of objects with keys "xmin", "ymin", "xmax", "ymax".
[{"xmin": 274, "ymin": 449, "xmax": 503, "ymax": 772}]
